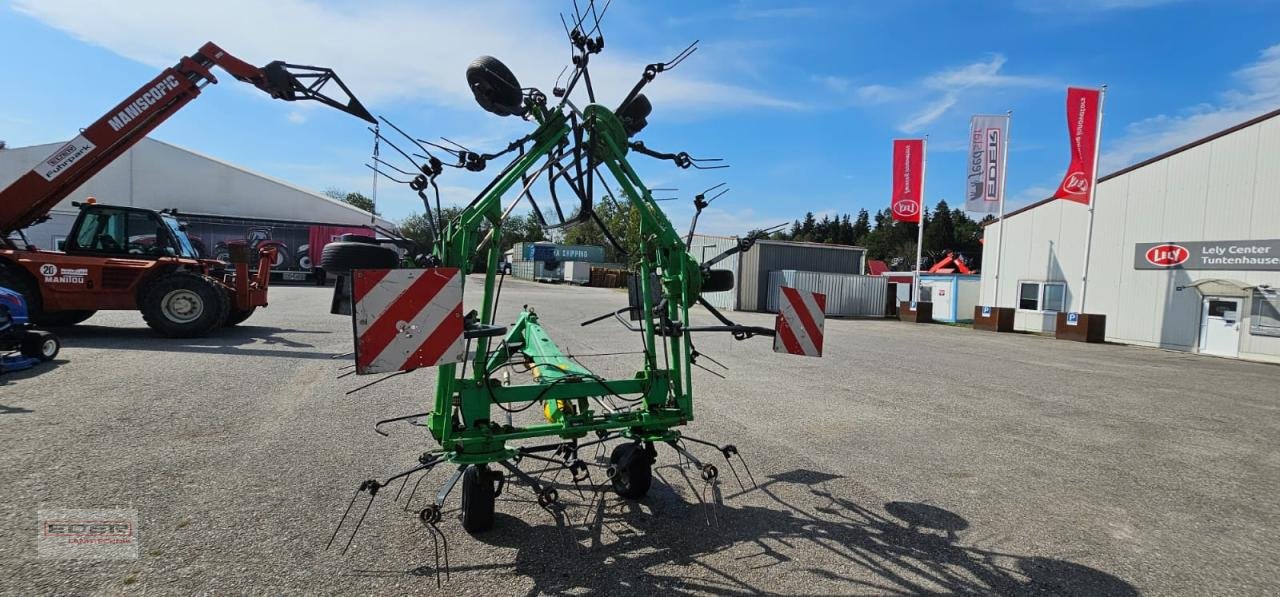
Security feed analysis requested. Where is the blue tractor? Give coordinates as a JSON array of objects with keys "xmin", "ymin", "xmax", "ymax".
[{"xmin": 0, "ymin": 286, "xmax": 60, "ymax": 373}]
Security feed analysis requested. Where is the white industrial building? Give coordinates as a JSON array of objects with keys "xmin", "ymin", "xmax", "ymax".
[
  {"xmin": 0, "ymin": 136, "xmax": 394, "ymax": 249},
  {"xmin": 980, "ymin": 108, "xmax": 1280, "ymax": 363}
]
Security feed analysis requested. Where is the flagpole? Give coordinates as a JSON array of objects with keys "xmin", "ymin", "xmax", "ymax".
[
  {"xmin": 915, "ymin": 135, "xmax": 927, "ymax": 303},
  {"xmin": 993, "ymin": 111, "xmax": 1012, "ymax": 308},
  {"xmin": 370, "ymin": 122, "xmax": 380, "ymax": 225},
  {"xmin": 1077, "ymin": 85, "xmax": 1106, "ymax": 312}
]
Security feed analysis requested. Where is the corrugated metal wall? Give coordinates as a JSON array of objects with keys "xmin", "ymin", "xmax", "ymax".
[
  {"xmin": 739, "ymin": 241, "xmax": 865, "ymax": 311},
  {"xmin": 767, "ymin": 270, "xmax": 886, "ymax": 317},
  {"xmin": 688, "ymin": 234, "xmax": 739, "ymax": 310}
]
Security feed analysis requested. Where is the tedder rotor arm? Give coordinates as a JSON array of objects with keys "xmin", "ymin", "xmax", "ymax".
[{"xmin": 0, "ymin": 42, "xmax": 374, "ymax": 238}]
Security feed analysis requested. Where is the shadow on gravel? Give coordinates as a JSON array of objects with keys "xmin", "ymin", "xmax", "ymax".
[
  {"xmin": 52, "ymin": 325, "xmax": 342, "ymax": 359},
  {"xmin": 355, "ymin": 466, "xmax": 1138, "ymax": 596},
  {"xmin": 0, "ymin": 358, "xmax": 65, "ymax": 388}
]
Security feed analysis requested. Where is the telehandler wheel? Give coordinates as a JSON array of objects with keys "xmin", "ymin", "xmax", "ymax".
[
  {"xmin": 319, "ymin": 241, "xmax": 398, "ymax": 274},
  {"xmin": 460, "ymin": 465, "xmax": 498, "ymax": 534},
  {"xmin": 140, "ymin": 272, "xmax": 230, "ymax": 338},
  {"xmin": 223, "ymin": 307, "xmax": 256, "ymax": 327},
  {"xmin": 609, "ymin": 443, "xmax": 653, "ymax": 499},
  {"xmin": 20, "ymin": 330, "xmax": 60, "ymax": 361},
  {"xmin": 35, "ymin": 310, "xmax": 97, "ymax": 327}
]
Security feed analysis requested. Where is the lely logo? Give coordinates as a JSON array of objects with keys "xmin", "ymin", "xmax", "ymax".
[
  {"xmin": 1063, "ymin": 171, "xmax": 1090, "ymax": 194},
  {"xmin": 39, "ymin": 264, "xmax": 58, "ymax": 277},
  {"xmin": 893, "ymin": 200, "xmax": 919, "ymax": 217},
  {"xmin": 1145, "ymin": 244, "xmax": 1189, "ymax": 267}
]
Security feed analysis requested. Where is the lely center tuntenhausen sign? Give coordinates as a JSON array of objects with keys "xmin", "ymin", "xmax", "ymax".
[{"xmin": 1134, "ymin": 239, "xmax": 1280, "ymax": 271}]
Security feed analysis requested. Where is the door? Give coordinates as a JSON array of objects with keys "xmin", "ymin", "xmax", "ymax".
[{"xmin": 1199, "ymin": 297, "xmax": 1241, "ymax": 358}]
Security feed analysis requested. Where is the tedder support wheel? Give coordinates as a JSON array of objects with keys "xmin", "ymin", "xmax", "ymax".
[
  {"xmin": 20, "ymin": 330, "xmax": 60, "ymax": 361},
  {"xmin": 460, "ymin": 465, "xmax": 498, "ymax": 533},
  {"xmin": 223, "ymin": 307, "xmax": 256, "ymax": 327},
  {"xmin": 140, "ymin": 272, "xmax": 230, "ymax": 338},
  {"xmin": 610, "ymin": 442, "xmax": 654, "ymax": 499}
]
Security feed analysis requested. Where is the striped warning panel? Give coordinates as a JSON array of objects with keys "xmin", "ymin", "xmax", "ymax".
[
  {"xmin": 773, "ymin": 286, "xmax": 825, "ymax": 357},
  {"xmin": 352, "ymin": 268, "xmax": 465, "ymax": 374}
]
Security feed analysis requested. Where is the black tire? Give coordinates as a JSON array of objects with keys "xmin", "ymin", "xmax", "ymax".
[
  {"xmin": 140, "ymin": 272, "xmax": 231, "ymax": 338},
  {"xmin": 338, "ymin": 234, "xmax": 378, "ymax": 244},
  {"xmin": 460, "ymin": 465, "xmax": 497, "ymax": 533},
  {"xmin": 0, "ymin": 260, "xmax": 42, "ymax": 315},
  {"xmin": 20, "ymin": 330, "xmax": 60, "ymax": 361},
  {"xmin": 35, "ymin": 310, "xmax": 96, "ymax": 327},
  {"xmin": 223, "ymin": 307, "xmax": 256, "ymax": 327},
  {"xmin": 320, "ymin": 241, "xmax": 398, "ymax": 274},
  {"xmin": 466, "ymin": 56, "xmax": 523, "ymax": 117},
  {"xmin": 610, "ymin": 443, "xmax": 653, "ymax": 499}
]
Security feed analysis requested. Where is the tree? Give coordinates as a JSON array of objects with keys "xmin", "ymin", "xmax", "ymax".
[
  {"xmin": 922, "ymin": 199, "xmax": 957, "ymax": 262},
  {"xmin": 852, "ymin": 209, "xmax": 871, "ymax": 246},
  {"xmin": 324, "ymin": 187, "xmax": 379, "ymax": 215}
]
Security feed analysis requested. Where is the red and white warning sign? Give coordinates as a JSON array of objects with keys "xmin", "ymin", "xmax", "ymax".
[
  {"xmin": 773, "ymin": 286, "xmax": 825, "ymax": 357},
  {"xmin": 353, "ymin": 268, "xmax": 465, "ymax": 374}
]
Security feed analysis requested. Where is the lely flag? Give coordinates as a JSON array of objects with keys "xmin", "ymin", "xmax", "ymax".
[
  {"xmin": 965, "ymin": 115, "xmax": 1009, "ymax": 213},
  {"xmin": 891, "ymin": 139, "xmax": 924, "ymax": 222},
  {"xmin": 1053, "ymin": 87, "xmax": 1103, "ymax": 204}
]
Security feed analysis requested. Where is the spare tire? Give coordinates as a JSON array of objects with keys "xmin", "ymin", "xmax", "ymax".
[
  {"xmin": 339, "ymin": 234, "xmax": 378, "ymax": 244},
  {"xmin": 320, "ymin": 241, "xmax": 399, "ymax": 274},
  {"xmin": 466, "ymin": 56, "xmax": 523, "ymax": 117}
]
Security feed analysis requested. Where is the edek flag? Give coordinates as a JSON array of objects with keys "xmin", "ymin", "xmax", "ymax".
[
  {"xmin": 890, "ymin": 139, "xmax": 924, "ymax": 223},
  {"xmin": 352, "ymin": 268, "xmax": 465, "ymax": 374},
  {"xmin": 1053, "ymin": 87, "xmax": 1102, "ymax": 204},
  {"xmin": 965, "ymin": 115, "xmax": 1009, "ymax": 213}
]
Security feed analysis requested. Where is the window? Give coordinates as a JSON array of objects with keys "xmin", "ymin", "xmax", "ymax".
[
  {"xmin": 1018, "ymin": 281, "xmax": 1066, "ymax": 312},
  {"xmin": 69, "ymin": 208, "xmax": 176, "ymax": 256},
  {"xmin": 1250, "ymin": 289, "xmax": 1280, "ymax": 337},
  {"xmin": 1019, "ymin": 283, "xmax": 1040, "ymax": 310}
]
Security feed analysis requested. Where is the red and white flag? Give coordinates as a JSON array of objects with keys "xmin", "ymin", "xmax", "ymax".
[
  {"xmin": 891, "ymin": 139, "xmax": 924, "ymax": 222},
  {"xmin": 965, "ymin": 115, "xmax": 1009, "ymax": 213},
  {"xmin": 773, "ymin": 286, "xmax": 825, "ymax": 357},
  {"xmin": 352, "ymin": 268, "xmax": 465, "ymax": 374},
  {"xmin": 1053, "ymin": 87, "xmax": 1103, "ymax": 204}
]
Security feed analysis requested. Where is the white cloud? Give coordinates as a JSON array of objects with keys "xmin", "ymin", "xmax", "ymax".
[
  {"xmin": 900, "ymin": 93, "xmax": 958, "ymax": 133},
  {"xmin": 285, "ymin": 111, "xmax": 307, "ymax": 124},
  {"xmin": 818, "ymin": 54, "xmax": 1057, "ymax": 132},
  {"xmin": 1101, "ymin": 43, "xmax": 1280, "ymax": 170},
  {"xmin": 11, "ymin": 0, "xmax": 800, "ymax": 114},
  {"xmin": 1016, "ymin": 0, "xmax": 1187, "ymax": 12}
]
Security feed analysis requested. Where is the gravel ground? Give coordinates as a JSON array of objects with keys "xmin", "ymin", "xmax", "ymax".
[{"xmin": 1, "ymin": 277, "xmax": 1277, "ymax": 595}]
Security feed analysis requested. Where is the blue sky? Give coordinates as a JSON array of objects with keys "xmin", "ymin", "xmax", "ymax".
[{"xmin": 2, "ymin": 0, "xmax": 1278, "ymax": 235}]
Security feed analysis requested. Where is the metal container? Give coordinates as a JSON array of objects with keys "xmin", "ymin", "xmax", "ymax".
[
  {"xmin": 767, "ymin": 270, "xmax": 887, "ymax": 317},
  {"xmin": 511, "ymin": 260, "xmax": 535, "ymax": 280},
  {"xmin": 563, "ymin": 261, "xmax": 591, "ymax": 285},
  {"xmin": 510, "ymin": 242, "xmax": 605, "ymax": 263},
  {"xmin": 688, "ymin": 234, "xmax": 739, "ymax": 310},
  {"xmin": 739, "ymin": 241, "xmax": 865, "ymax": 311}
]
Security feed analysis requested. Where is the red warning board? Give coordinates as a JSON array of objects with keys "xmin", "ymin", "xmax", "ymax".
[
  {"xmin": 352, "ymin": 268, "xmax": 465, "ymax": 374},
  {"xmin": 773, "ymin": 286, "xmax": 825, "ymax": 357}
]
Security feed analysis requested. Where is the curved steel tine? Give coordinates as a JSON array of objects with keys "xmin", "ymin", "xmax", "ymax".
[
  {"xmin": 373, "ymin": 156, "xmax": 416, "ymax": 177},
  {"xmin": 378, "ymin": 115, "xmax": 437, "ymax": 161},
  {"xmin": 365, "ymin": 164, "xmax": 411, "ymax": 185},
  {"xmin": 707, "ymin": 187, "xmax": 731, "ymax": 203},
  {"xmin": 664, "ymin": 40, "xmax": 699, "ymax": 69}
]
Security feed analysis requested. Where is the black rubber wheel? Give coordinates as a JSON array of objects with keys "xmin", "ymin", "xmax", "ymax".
[
  {"xmin": 466, "ymin": 56, "xmax": 523, "ymax": 117},
  {"xmin": 338, "ymin": 234, "xmax": 378, "ymax": 244},
  {"xmin": 320, "ymin": 241, "xmax": 398, "ymax": 274},
  {"xmin": 35, "ymin": 309, "xmax": 96, "ymax": 327},
  {"xmin": 140, "ymin": 272, "xmax": 230, "ymax": 338},
  {"xmin": 460, "ymin": 465, "xmax": 497, "ymax": 534},
  {"xmin": 610, "ymin": 443, "xmax": 653, "ymax": 499},
  {"xmin": 20, "ymin": 330, "xmax": 60, "ymax": 361},
  {"xmin": 618, "ymin": 93, "xmax": 652, "ymax": 136},
  {"xmin": 0, "ymin": 261, "xmax": 43, "ymax": 316},
  {"xmin": 702, "ymin": 268, "xmax": 735, "ymax": 293},
  {"xmin": 223, "ymin": 307, "xmax": 256, "ymax": 327}
]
